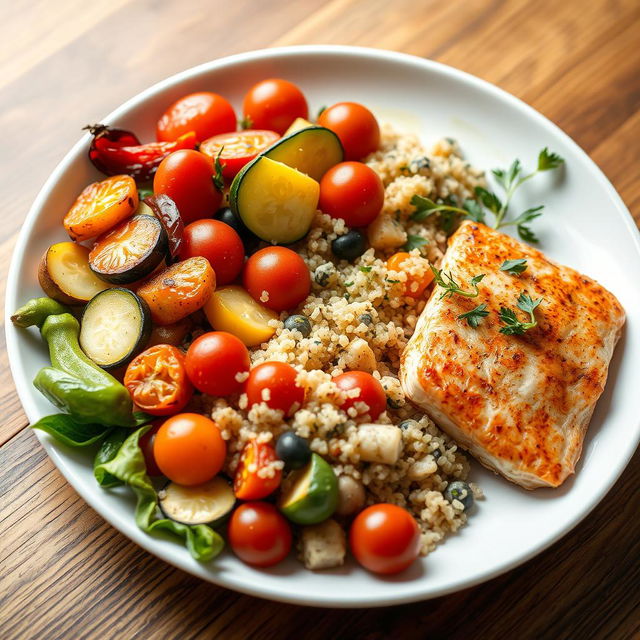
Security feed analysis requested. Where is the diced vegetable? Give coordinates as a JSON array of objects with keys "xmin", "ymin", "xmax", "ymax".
[
  {"xmin": 159, "ymin": 477, "xmax": 236, "ymax": 526},
  {"xmin": 279, "ymin": 453, "xmax": 338, "ymax": 525},
  {"xmin": 335, "ymin": 475, "xmax": 366, "ymax": 517},
  {"xmin": 79, "ymin": 288, "xmax": 151, "ymax": 369},
  {"xmin": 38, "ymin": 242, "xmax": 111, "ymax": 305},
  {"xmin": 356, "ymin": 423, "xmax": 403, "ymax": 465},
  {"xmin": 137, "ymin": 256, "xmax": 215, "ymax": 325},
  {"xmin": 386, "ymin": 252, "xmax": 434, "ymax": 298},
  {"xmin": 341, "ymin": 338, "xmax": 377, "ymax": 373},
  {"xmin": 203, "ymin": 285, "xmax": 278, "ymax": 347},
  {"xmin": 230, "ymin": 156, "xmax": 319, "ymax": 244},
  {"xmin": 300, "ymin": 519, "xmax": 346, "ymax": 571},
  {"xmin": 63, "ymin": 174, "xmax": 138, "ymax": 242},
  {"xmin": 262, "ymin": 126, "xmax": 343, "ymax": 181},
  {"xmin": 284, "ymin": 117, "xmax": 313, "ymax": 136},
  {"xmin": 367, "ymin": 213, "xmax": 407, "ymax": 250},
  {"xmin": 89, "ymin": 215, "xmax": 167, "ymax": 284}
]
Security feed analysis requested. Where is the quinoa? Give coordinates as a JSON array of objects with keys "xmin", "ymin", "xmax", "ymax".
[{"xmin": 206, "ymin": 125, "xmax": 485, "ymax": 556}]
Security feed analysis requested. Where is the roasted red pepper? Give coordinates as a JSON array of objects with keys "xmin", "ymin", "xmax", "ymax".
[{"xmin": 84, "ymin": 124, "xmax": 197, "ymax": 182}]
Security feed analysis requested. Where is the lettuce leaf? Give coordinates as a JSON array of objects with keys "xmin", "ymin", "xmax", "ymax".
[
  {"xmin": 95, "ymin": 427, "xmax": 224, "ymax": 562},
  {"xmin": 93, "ymin": 428, "xmax": 130, "ymax": 488},
  {"xmin": 31, "ymin": 414, "xmax": 111, "ymax": 447}
]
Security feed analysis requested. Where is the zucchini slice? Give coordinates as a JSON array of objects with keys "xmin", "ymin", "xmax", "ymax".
[
  {"xmin": 159, "ymin": 477, "xmax": 235, "ymax": 526},
  {"xmin": 262, "ymin": 125, "xmax": 343, "ymax": 181},
  {"xmin": 230, "ymin": 156, "xmax": 319, "ymax": 244},
  {"xmin": 80, "ymin": 288, "xmax": 151, "ymax": 369},
  {"xmin": 89, "ymin": 214, "xmax": 167, "ymax": 284},
  {"xmin": 38, "ymin": 242, "xmax": 111, "ymax": 305}
]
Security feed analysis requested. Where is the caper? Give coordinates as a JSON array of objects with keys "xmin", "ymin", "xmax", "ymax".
[
  {"xmin": 314, "ymin": 267, "xmax": 331, "ymax": 286},
  {"xmin": 284, "ymin": 314, "xmax": 312, "ymax": 338},
  {"xmin": 358, "ymin": 313, "xmax": 373, "ymax": 326},
  {"xmin": 444, "ymin": 480, "xmax": 474, "ymax": 510}
]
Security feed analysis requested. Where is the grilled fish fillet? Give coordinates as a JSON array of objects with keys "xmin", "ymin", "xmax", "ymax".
[{"xmin": 400, "ymin": 221, "xmax": 625, "ymax": 489}]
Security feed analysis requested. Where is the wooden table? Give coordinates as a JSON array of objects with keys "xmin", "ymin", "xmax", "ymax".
[{"xmin": 1, "ymin": 1, "xmax": 639, "ymax": 638}]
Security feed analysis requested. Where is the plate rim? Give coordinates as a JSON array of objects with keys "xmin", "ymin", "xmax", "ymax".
[{"xmin": 5, "ymin": 44, "xmax": 640, "ymax": 608}]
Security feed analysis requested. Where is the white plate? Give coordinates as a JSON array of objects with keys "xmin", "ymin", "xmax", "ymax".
[{"xmin": 5, "ymin": 46, "xmax": 640, "ymax": 608}]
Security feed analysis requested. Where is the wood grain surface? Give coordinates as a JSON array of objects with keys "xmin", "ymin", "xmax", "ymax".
[{"xmin": 1, "ymin": 1, "xmax": 638, "ymax": 638}]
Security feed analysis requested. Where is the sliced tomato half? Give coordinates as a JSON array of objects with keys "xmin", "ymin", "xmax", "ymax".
[
  {"xmin": 233, "ymin": 439, "xmax": 282, "ymax": 500},
  {"xmin": 124, "ymin": 344, "xmax": 193, "ymax": 416},
  {"xmin": 200, "ymin": 129, "xmax": 280, "ymax": 178}
]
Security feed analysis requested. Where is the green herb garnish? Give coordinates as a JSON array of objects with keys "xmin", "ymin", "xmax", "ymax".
[
  {"xmin": 213, "ymin": 147, "xmax": 225, "ymax": 191},
  {"xmin": 431, "ymin": 266, "xmax": 484, "ymax": 300},
  {"xmin": 359, "ymin": 266, "xmax": 372, "ymax": 273},
  {"xmin": 403, "ymin": 234, "xmax": 429, "ymax": 252},
  {"xmin": 498, "ymin": 293, "xmax": 543, "ymax": 335},
  {"xmin": 458, "ymin": 303, "xmax": 489, "ymax": 328},
  {"xmin": 500, "ymin": 258, "xmax": 528, "ymax": 275}
]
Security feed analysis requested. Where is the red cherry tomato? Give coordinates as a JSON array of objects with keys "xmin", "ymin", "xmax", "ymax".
[
  {"xmin": 138, "ymin": 420, "xmax": 163, "ymax": 476},
  {"xmin": 200, "ymin": 129, "xmax": 280, "ymax": 179},
  {"xmin": 180, "ymin": 219, "xmax": 245, "ymax": 285},
  {"xmin": 319, "ymin": 161, "xmax": 384, "ymax": 227},
  {"xmin": 154, "ymin": 149, "xmax": 222, "ymax": 224},
  {"xmin": 350, "ymin": 504, "xmax": 421, "ymax": 575},
  {"xmin": 234, "ymin": 440, "xmax": 282, "ymax": 500},
  {"xmin": 242, "ymin": 79, "xmax": 308, "ymax": 135},
  {"xmin": 153, "ymin": 413, "xmax": 226, "ymax": 486},
  {"xmin": 156, "ymin": 92, "xmax": 237, "ymax": 142},
  {"xmin": 318, "ymin": 102, "xmax": 380, "ymax": 160},
  {"xmin": 185, "ymin": 331, "xmax": 250, "ymax": 396},
  {"xmin": 243, "ymin": 247, "xmax": 310, "ymax": 311},
  {"xmin": 244, "ymin": 362, "xmax": 304, "ymax": 416},
  {"xmin": 228, "ymin": 502, "xmax": 292, "ymax": 567},
  {"xmin": 334, "ymin": 371, "xmax": 386, "ymax": 420}
]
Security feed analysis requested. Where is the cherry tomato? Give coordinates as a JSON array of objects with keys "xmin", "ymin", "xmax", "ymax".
[
  {"xmin": 200, "ymin": 129, "xmax": 280, "ymax": 178},
  {"xmin": 318, "ymin": 102, "xmax": 380, "ymax": 160},
  {"xmin": 124, "ymin": 344, "xmax": 193, "ymax": 416},
  {"xmin": 156, "ymin": 91, "xmax": 237, "ymax": 142},
  {"xmin": 185, "ymin": 331, "xmax": 250, "ymax": 396},
  {"xmin": 242, "ymin": 79, "xmax": 308, "ymax": 135},
  {"xmin": 180, "ymin": 219, "xmax": 245, "ymax": 285},
  {"xmin": 234, "ymin": 440, "xmax": 282, "ymax": 500},
  {"xmin": 243, "ymin": 247, "xmax": 311, "ymax": 311},
  {"xmin": 386, "ymin": 252, "xmax": 434, "ymax": 298},
  {"xmin": 334, "ymin": 371, "xmax": 386, "ymax": 420},
  {"xmin": 350, "ymin": 504, "xmax": 421, "ymax": 575},
  {"xmin": 153, "ymin": 149, "xmax": 222, "ymax": 225},
  {"xmin": 228, "ymin": 502, "xmax": 292, "ymax": 567},
  {"xmin": 153, "ymin": 413, "xmax": 226, "ymax": 486},
  {"xmin": 138, "ymin": 420, "xmax": 163, "ymax": 476},
  {"xmin": 244, "ymin": 362, "xmax": 304, "ymax": 416},
  {"xmin": 319, "ymin": 161, "xmax": 384, "ymax": 227}
]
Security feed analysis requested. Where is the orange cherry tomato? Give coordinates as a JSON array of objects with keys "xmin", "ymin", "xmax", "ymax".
[
  {"xmin": 63, "ymin": 175, "xmax": 138, "ymax": 242},
  {"xmin": 153, "ymin": 413, "xmax": 226, "ymax": 486},
  {"xmin": 334, "ymin": 371, "xmax": 386, "ymax": 420},
  {"xmin": 228, "ymin": 502, "xmax": 292, "ymax": 567},
  {"xmin": 124, "ymin": 344, "xmax": 193, "ymax": 416},
  {"xmin": 242, "ymin": 79, "xmax": 308, "ymax": 134},
  {"xmin": 318, "ymin": 102, "xmax": 380, "ymax": 160},
  {"xmin": 350, "ymin": 504, "xmax": 421, "ymax": 575},
  {"xmin": 319, "ymin": 161, "xmax": 384, "ymax": 227},
  {"xmin": 234, "ymin": 440, "xmax": 282, "ymax": 500},
  {"xmin": 243, "ymin": 247, "xmax": 311, "ymax": 311},
  {"xmin": 386, "ymin": 252, "xmax": 434, "ymax": 298},
  {"xmin": 200, "ymin": 129, "xmax": 280, "ymax": 178},
  {"xmin": 156, "ymin": 91, "xmax": 237, "ymax": 142},
  {"xmin": 244, "ymin": 362, "xmax": 304, "ymax": 416}
]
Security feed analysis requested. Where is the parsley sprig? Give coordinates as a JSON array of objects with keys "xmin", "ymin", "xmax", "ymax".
[
  {"xmin": 458, "ymin": 303, "xmax": 489, "ymax": 327},
  {"xmin": 411, "ymin": 148, "xmax": 564, "ymax": 242},
  {"xmin": 430, "ymin": 266, "xmax": 485, "ymax": 300},
  {"xmin": 498, "ymin": 293, "xmax": 543, "ymax": 335},
  {"xmin": 500, "ymin": 258, "xmax": 528, "ymax": 275}
]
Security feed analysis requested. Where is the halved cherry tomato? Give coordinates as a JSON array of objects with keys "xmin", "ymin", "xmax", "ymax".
[
  {"xmin": 234, "ymin": 440, "xmax": 282, "ymax": 500},
  {"xmin": 243, "ymin": 247, "xmax": 311, "ymax": 311},
  {"xmin": 228, "ymin": 502, "xmax": 292, "ymax": 567},
  {"xmin": 386, "ymin": 252, "xmax": 434, "ymax": 298},
  {"xmin": 244, "ymin": 362, "xmax": 304, "ymax": 416},
  {"xmin": 153, "ymin": 149, "xmax": 222, "ymax": 224},
  {"xmin": 138, "ymin": 420, "xmax": 163, "ymax": 476},
  {"xmin": 153, "ymin": 413, "xmax": 226, "ymax": 486},
  {"xmin": 185, "ymin": 331, "xmax": 250, "ymax": 396},
  {"xmin": 350, "ymin": 504, "xmax": 421, "ymax": 575},
  {"xmin": 63, "ymin": 175, "xmax": 138, "ymax": 242},
  {"xmin": 319, "ymin": 161, "xmax": 384, "ymax": 227},
  {"xmin": 156, "ymin": 92, "xmax": 237, "ymax": 142},
  {"xmin": 242, "ymin": 79, "xmax": 308, "ymax": 134},
  {"xmin": 200, "ymin": 129, "xmax": 280, "ymax": 178},
  {"xmin": 124, "ymin": 344, "xmax": 193, "ymax": 416},
  {"xmin": 334, "ymin": 371, "xmax": 386, "ymax": 420},
  {"xmin": 318, "ymin": 102, "xmax": 380, "ymax": 160}
]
